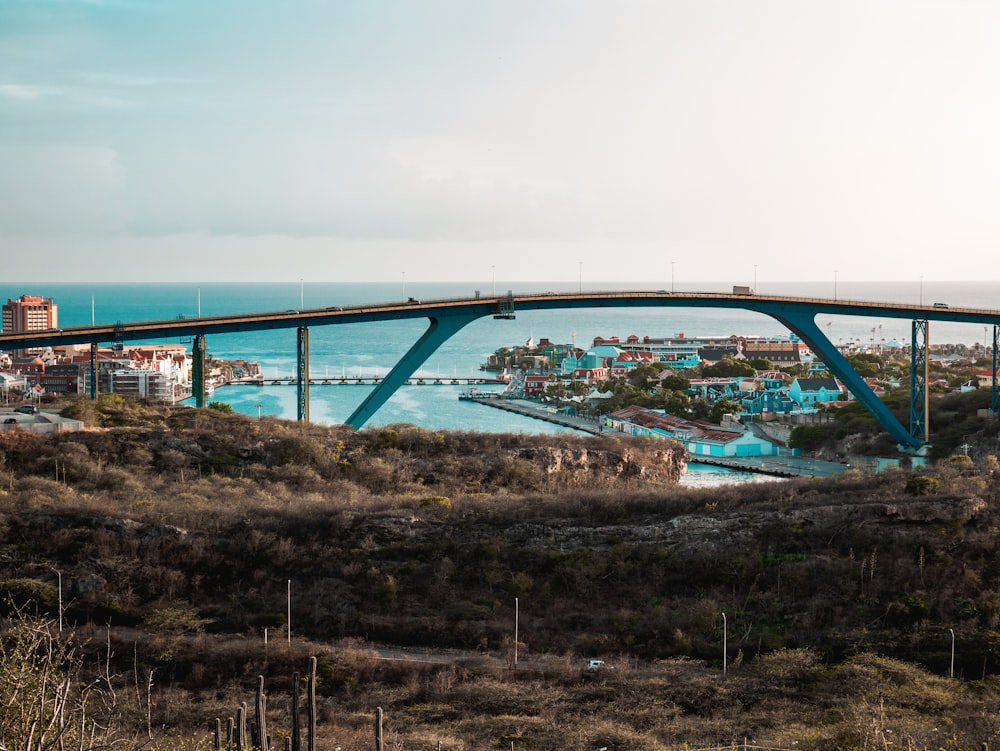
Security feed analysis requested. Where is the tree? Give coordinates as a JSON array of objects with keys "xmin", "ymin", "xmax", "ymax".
[
  {"xmin": 790, "ymin": 424, "xmax": 833, "ymax": 452},
  {"xmin": 660, "ymin": 375, "xmax": 690, "ymax": 392},
  {"xmin": 660, "ymin": 390, "xmax": 691, "ymax": 417},
  {"xmin": 544, "ymin": 382, "xmax": 566, "ymax": 399},
  {"xmin": 709, "ymin": 397, "xmax": 742, "ymax": 424},
  {"xmin": 700, "ymin": 358, "xmax": 756, "ymax": 378},
  {"xmin": 689, "ymin": 397, "xmax": 711, "ymax": 420},
  {"xmin": 845, "ymin": 354, "xmax": 882, "ymax": 378},
  {"xmin": 626, "ymin": 364, "xmax": 662, "ymax": 388},
  {"xmin": 0, "ymin": 612, "xmax": 146, "ymax": 749}
]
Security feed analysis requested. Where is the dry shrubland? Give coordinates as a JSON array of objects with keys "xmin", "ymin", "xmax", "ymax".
[{"xmin": 2, "ymin": 395, "xmax": 1000, "ymax": 749}]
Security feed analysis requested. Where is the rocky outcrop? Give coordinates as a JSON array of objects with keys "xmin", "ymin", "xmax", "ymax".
[
  {"xmin": 510, "ymin": 443, "xmax": 688, "ymax": 483},
  {"xmin": 494, "ymin": 495, "xmax": 990, "ymax": 555}
]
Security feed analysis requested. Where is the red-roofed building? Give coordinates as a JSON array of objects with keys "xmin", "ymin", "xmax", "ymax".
[
  {"xmin": 523, "ymin": 374, "xmax": 555, "ymax": 396},
  {"xmin": 605, "ymin": 406, "xmax": 781, "ymax": 458}
]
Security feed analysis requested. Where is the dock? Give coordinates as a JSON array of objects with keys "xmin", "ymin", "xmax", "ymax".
[
  {"xmin": 688, "ymin": 455, "xmax": 849, "ymax": 478},
  {"xmin": 459, "ymin": 393, "xmax": 603, "ymax": 434}
]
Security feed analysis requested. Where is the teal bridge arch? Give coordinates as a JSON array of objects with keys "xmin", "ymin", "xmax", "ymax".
[{"xmin": 3, "ymin": 290, "xmax": 999, "ymax": 450}]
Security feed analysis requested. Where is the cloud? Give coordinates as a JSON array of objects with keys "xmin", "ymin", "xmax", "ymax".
[{"xmin": 0, "ymin": 84, "xmax": 49, "ymax": 100}]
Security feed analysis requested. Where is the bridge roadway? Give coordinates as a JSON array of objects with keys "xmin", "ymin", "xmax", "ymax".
[{"xmin": 2, "ymin": 289, "xmax": 999, "ymax": 448}]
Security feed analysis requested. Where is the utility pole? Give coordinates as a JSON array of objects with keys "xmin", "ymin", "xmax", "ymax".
[
  {"xmin": 514, "ymin": 597, "xmax": 519, "ymax": 669},
  {"xmin": 950, "ymin": 628, "xmax": 955, "ymax": 678},
  {"xmin": 722, "ymin": 611, "xmax": 727, "ymax": 675}
]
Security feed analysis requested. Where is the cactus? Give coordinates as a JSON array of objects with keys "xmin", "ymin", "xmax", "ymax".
[
  {"xmin": 221, "ymin": 657, "xmax": 317, "ymax": 751},
  {"xmin": 236, "ymin": 702, "xmax": 247, "ymax": 751},
  {"xmin": 254, "ymin": 675, "xmax": 268, "ymax": 751},
  {"xmin": 291, "ymin": 670, "xmax": 301, "ymax": 751},
  {"xmin": 374, "ymin": 706, "xmax": 383, "ymax": 751},
  {"xmin": 307, "ymin": 657, "xmax": 317, "ymax": 751}
]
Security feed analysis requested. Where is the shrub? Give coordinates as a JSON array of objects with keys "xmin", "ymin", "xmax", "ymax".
[
  {"xmin": 420, "ymin": 495, "xmax": 452, "ymax": 509},
  {"xmin": 0, "ymin": 578, "xmax": 58, "ymax": 613},
  {"xmin": 271, "ymin": 436, "xmax": 324, "ymax": 467},
  {"xmin": 905, "ymin": 475, "xmax": 940, "ymax": 496}
]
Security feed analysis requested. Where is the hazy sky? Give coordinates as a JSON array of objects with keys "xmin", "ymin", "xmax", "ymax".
[{"xmin": 2, "ymin": 1, "xmax": 999, "ymax": 284}]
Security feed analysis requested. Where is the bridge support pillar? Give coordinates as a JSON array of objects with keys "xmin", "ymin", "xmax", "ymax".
[
  {"xmin": 993, "ymin": 325, "xmax": 999, "ymax": 415},
  {"xmin": 89, "ymin": 342, "xmax": 98, "ymax": 399},
  {"xmin": 910, "ymin": 320, "xmax": 929, "ymax": 445},
  {"xmin": 768, "ymin": 310, "xmax": 920, "ymax": 450},
  {"xmin": 346, "ymin": 312, "xmax": 482, "ymax": 428},
  {"xmin": 297, "ymin": 326, "xmax": 309, "ymax": 423},
  {"xmin": 193, "ymin": 335, "xmax": 206, "ymax": 408}
]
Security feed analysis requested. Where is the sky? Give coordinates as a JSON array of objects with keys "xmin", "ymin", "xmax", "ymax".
[{"xmin": 2, "ymin": 0, "xmax": 999, "ymax": 285}]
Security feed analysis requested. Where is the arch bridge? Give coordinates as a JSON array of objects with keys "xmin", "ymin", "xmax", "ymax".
[{"xmin": 3, "ymin": 290, "xmax": 999, "ymax": 450}]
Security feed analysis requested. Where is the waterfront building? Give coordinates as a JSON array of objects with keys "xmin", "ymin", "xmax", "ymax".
[
  {"xmin": 106, "ymin": 368, "xmax": 175, "ymax": 402},
  {"xmin": 70, "ymin": 344, "xmax": 192, "ymax": 403},
  {"xmin": 605, "ymin": 405, "xmax": 780, "ymax": 458},
  {"xmin": 609, "ymin": 351, "xmax": 662, "ymax": 377},
  {"xmin": 687, "ymin": 377, "xmax": 742, "ymax": 400},
  {"xmin": 788, "ymin": 377, "xmax": 846, "ymax": 409},
  {"xmin": 740, "ymin": 389, "xmax": 797, "ymax": 416},
  {"xmin": 2, "ymin": 294, "xmax": 58, "ymax": 356},
  {"xmin": 974, "ymin": 368, "xmax": 1000, "ymax": 389},
  {"xmin": 734, "ymin": 335, "xmax": 809, "ymax": 365},
  {"xmin": 0, "ymin": 372, "xmax": 27, "ymax": 401},
  {"xmin": 523, "ymin": 374, "xmax": 555, "ymax": 397},
  {"xmin": 40, "ymin": 363, "xmax": 83, "ymax": 395},
  {"xmin": 570, "ymin": 367, "xmax": 610, "ymax": 386},
  {"xmin": 561, "ymin": 346, "xmax": 617, "ymax": 374},
  {"xmin": 753, "ymin": 370, "xmax": 792, "ymax": 389},
  {"xmin": 2, "ymin": 294, "xmax": 58, "ymax": 334},
  {"xmin": 3, "ymin": 357, "xmax": 89, "ymax": 396}
]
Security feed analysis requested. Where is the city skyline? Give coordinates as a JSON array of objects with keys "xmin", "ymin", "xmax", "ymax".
[{"xmin": 2, "ymin": 1, "xmax": 999, "ymax": 284}]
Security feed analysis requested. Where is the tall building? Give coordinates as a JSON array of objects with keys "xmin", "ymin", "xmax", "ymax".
[
  {"xmin": 2, "ymin": 294, "xmax": 58, "ymax": 357},
  {"xmin": 2, "ymin": 294, "xmax": 58, "ymax": 334}
]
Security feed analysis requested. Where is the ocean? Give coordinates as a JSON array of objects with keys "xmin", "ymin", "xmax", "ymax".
[{"xmin": 4, "ymin": 280, "xmax": 996, "ymax": 485}]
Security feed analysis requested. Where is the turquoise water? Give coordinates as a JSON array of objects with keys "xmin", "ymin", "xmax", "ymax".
[{"xmin": 4, "ymin": 280, "xmax": 992, "ymax": 484}]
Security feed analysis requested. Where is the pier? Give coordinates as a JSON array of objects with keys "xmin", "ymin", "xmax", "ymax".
[
  {"xmin": 688, "ymin": 456, "xmax": 848, "ymax": 478},
  {"xmin": 459, "ymin": 392, "xmax": 604, "ymax": 434},
  {"xmin": 229, "ymin": 376, "xmax": 505, "ymax": 387}
]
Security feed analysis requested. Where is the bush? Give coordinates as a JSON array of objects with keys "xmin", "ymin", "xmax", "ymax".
[
  {"xmin": 790, "ymin": 424, "xmax": 833, "ymax": 452},
  {"xmin": 905, "ymin": 475, "xmax": 940, "ymax": 496}
]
